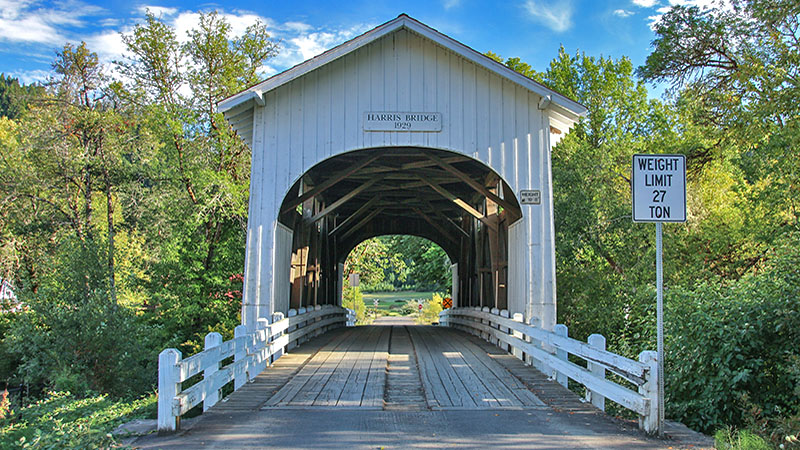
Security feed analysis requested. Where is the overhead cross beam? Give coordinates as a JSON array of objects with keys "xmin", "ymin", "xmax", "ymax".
[
  {"xmin": 340, "ymin": 207, "xmax": 385, "ymax": 240},
  {"xmin": 410, "ymin": 206, "xmax": 460, "ymax": 248},
  {"xmin": 282, "ymin": 154, "xmax": 381, "ymax": 214},
  {"xmin": 328, "ymin": 195, "xmax": 383, "ymax": 236},
  {"xmin": 420, "ymin": 199, "xmax": 470, "ymax": 238},
  {"xmin": 422, "ymin": 150, "xmax": 518, "ymax": 213},
  {"xmin": 310, "ymin": 176, "xmax": 383, "ymax": 222},
  {"xmin": 420, "ymin": 178, "xmax": 497, "ymax": 230}
]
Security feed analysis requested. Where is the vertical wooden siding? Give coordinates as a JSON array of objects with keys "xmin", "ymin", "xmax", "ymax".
[{"xmin": 242, "ymin": 28, "xmax": 555, "ymax": 328}]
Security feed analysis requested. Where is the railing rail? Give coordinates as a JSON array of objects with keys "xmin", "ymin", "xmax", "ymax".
[
  {"xmin": 158, "ymin": 305, "xmax": 353, "ymax": 432},
  {"xmin": 439, "ymin": 307, "xmax": 659, "ymax": 434}
]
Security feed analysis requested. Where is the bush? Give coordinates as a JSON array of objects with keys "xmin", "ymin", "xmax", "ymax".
[
  {"xmin": 0, "ymin": 391, "xmax": 155, "ymax": 449},
  {"xmin": 416, "ymin": 294, "xmax": 445, "ymax": 325},
  {"xmin": 342, "ymin": 286, "xmax": 370, "ymax": 324},
  {"xmin": 666, "ymin": 235, "xmax": 800, "ymax": 438},
  {"xmin": 5, "ymin": 239, "xmax": 159, "ymax": 398},
  {"xmin": 715, "ymin": 427, "xmax": 771, "ymax": 450}
]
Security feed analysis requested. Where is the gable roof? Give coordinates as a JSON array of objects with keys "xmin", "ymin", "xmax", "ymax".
[{"xmin": 219, "ymin": 14, "xmax": 587, "ymax": 143}]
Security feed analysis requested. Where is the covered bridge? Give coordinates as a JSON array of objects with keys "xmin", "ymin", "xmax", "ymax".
[{"xmin": 219, "ymin": 14, "xmax": 587, "ymax": 333}]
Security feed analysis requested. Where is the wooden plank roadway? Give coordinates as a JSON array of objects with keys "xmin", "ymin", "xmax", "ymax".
[{"xmin": 261, "ymin": 325, "xmax": 545, "ymax": 410}]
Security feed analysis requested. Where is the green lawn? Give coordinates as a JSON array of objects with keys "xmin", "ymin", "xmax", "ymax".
[{"xmin": 362, "ymin": 291, "xmax": 436, "ymax": 316}]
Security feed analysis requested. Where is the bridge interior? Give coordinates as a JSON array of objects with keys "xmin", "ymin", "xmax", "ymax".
[
  {"xmin": 278, "ymin": 147, "xmax": 522, "ymax": 312},
  {"xmin": 215, "ymin": 321, "xmax": 567, "ymax": 413}
]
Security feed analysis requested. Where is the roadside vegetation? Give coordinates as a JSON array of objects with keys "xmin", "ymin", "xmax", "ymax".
[{"xmin": 0, "ymin": 1, "xmax": 798, "ymax": 447}]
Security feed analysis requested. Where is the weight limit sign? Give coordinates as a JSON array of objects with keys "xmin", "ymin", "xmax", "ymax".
[{"xmin": 632, "ymin": 154, "xmax": 686, "ymax": 223}]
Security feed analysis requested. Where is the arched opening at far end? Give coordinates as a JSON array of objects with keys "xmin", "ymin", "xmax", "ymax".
[{"xmin": 275, "ymin": 147, "xmax": 522, "ymax": 315}]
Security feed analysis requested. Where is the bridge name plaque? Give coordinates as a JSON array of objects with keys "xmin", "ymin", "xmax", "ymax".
[{"xmin": 363, "ymin": 112, "xmax": 442, "ymax": 132}]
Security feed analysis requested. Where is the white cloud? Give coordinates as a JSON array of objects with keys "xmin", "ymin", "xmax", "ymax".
[
  {"xmin": 443, "ymin": 0, "xmax": 462, "ymax": 9},
  {"xmin": 647, "ymin": 0, "xmax": 730, "ymax": 28},
  {"xmin": 523, "ymin": 0, "xmax": 574, "ymax": 33},
  {"xmin": 138, "ymin": 5, "xmax": 178, "ymax": 18},
  {"xmin": 9, "ymin": 69, "xmax": 51, "ymax": 85},
  {"xmin": 614, "ymin": 9, "xmax": 634, "ymax": 17},
  {"xmin": 2, "ymin": 3, "xmax": 375, "ymax": 88},
  {"xmin": 0, "ymin": 0, "xmax": 106, "ymax": 44},
  {"xmin": 632, "ymin": 0, "xmax": 659, "ymax": 7}
]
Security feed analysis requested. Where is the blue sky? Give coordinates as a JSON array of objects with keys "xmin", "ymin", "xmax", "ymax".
[{"xmin": 0, "ymin": 0, "xmax": 717, "ymax": 96}]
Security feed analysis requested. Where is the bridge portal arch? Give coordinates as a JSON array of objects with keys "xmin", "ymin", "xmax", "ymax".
[
  {"xmin": 219, "ymin": 14, "xmax": 586, "ymax": 332},
  {"xmin": 275, "ymin": 146, "xmax": 520, "ymax": 314}
]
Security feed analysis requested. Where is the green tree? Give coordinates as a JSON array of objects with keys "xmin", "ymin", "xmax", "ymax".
[
  {"xmin": 117, "ymin": 11, "xmax": 278, "ymax": 352},
  {"xmin": 0, "ymin": 74, "xmax": 43, "ymax": 119}
]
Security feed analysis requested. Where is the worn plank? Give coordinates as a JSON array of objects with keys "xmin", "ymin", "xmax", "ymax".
[
  {"xmin": 418, "ymin": 326, "xmax": 498, "ymax": 408},
  {"xmin": 361, "ymin": 326, "xmax": 391, "ymax": 408},
  {"xmin": 288, "ymin": 326, "xmax": 363, "ymax": 406},
  {"xmin": 409, "ymin": 326, "xmax": 476, "ymax": 408},
  {"xmin": 337, "ymin": 326, "xmax": 384, "ymax": 407},
  {"xmin": 314, "ymin": 326, "xmax": 379, "ymax": 406},
  {"xmin": 265, "ymin": 327, "xmax": 356, "ymax": 406}
]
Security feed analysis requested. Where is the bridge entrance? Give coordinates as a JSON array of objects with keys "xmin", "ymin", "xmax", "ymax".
[
  {"xmin": 219, "ymin": 14, "xmax": 585, "ymax": 334},
  {"xmin": 275, "ymin": 147, "xmax": 521, "ymax": 315}
]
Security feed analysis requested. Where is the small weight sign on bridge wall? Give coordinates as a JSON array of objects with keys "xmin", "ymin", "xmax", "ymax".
[{"xmin": 632, "ymin": 154, "xmax": 686, "ymax": 223}]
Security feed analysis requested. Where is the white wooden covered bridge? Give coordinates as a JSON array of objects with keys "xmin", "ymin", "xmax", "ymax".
[{"xmin": 155, "ymin": 14, "xmax": 663, "ymax": 440}]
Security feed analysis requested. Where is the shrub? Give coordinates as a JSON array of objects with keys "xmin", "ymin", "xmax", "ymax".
[
  {"xmin": 342, "ymin": 286, "xmax": 370, "ymax": 324},
  {"xmin": 416, "ymin": 294, "xmax": 445, "ymax": 325},
  {"xmin": 714, "ymin": 427, "xmax": 770, "ymax": 450},
  {"xmin": 666, "ymin": 235, "xmax": 800, "ymax": 436},
  {"xmin": 0, "ymin": 391, "xmax": 155, "ymax": 449}
]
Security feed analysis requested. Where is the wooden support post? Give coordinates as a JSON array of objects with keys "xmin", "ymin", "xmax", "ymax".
[
  {"xmin": 511, "ymin": 313, "xmax": 524, "ymax": 361},
  {"xmin": 554, "ymin": 324, "xmax": 569, "ymax": 388},
  {"xmin": 253, "ymin": 318, "xmax": 269, "ymax": 379},
  {"xmin": 272, "ymin": 312, "xmax": 285, "ymax": 362},
  {"xmin": 587, "ymin": 334, "xmax": 607, "ymax": 411},
  {"xmin": 638, "ymin": 350, "xmax": 660, "ymax": 434},
  {"xmin": 499, "ymin": 310, "xmax": 510, "ymax": 351},
  {"xmin": 234, "ymin": 324, "xmax": 248, "ymax": 390},
  {"xmin": 203, "ymin": 333, "xmax": 222, "ymax": 412},
  {"xmin": 158, "ymin": 348, "xmax": 181, "ymax": 432}
]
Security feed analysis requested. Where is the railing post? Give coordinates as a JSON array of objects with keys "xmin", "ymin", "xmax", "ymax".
[
  {"xmin": 553, "ymin": 324, "xmax": 569, "ymax": 388},
  {"xmin": 287, "ymin": 309, "xmax": 298, "ymax": 350},
  {"xmin": 158, "ymin": 348, "xmax": 181, "ymax": 432},
  {"xmin": 203, "ymin": 333, "xmax": 222, "ymax": 412},
  {"xmin": 490, "ymin": 308, "xmax": 500, "ymax": 345},
  {"xmin": 586, "ymin": 334, "xmax": 606, "ymax": 411},
  {"xmin": 234, "ymin": 324, "xmax": 248, "ymax": 390},
  {"xmin": 253, "ymin": 318, "xmax": 269, "ymax": 380},
  {"xmin": 499, "ymin": 310, "xmax": 509, "ymax": 351},
  {"xmin": 271, "ymin": 312, "xmax": 285, "ymax": 362},
  {"xmin": 511, "ymin": 313, "xmax": 524, "ymax": 361},
  {"xmin": 638, "ymin": 350, "xmax": 659, "ymax": 434}
]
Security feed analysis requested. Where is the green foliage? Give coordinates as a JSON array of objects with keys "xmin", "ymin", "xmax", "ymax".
[
  {"xmin": 715, "ymin": 427, "xmax": 771, "ymax": 450},
  {"xmin": 342, "ymin": 286, "xmax": 369, "ymax": 324},
  {"xmin": 0, "ymin": 391, "xmax": 155, "ymax": 449},
  {"xmin": 6, "ymin": 239, "xmax": 159, "ymax": 397},
  {"xmin": 666, "ymin": 236, "xmax": 800, "ymax": 434},
  {"xmin": 0, "ymin": 74, "xmax": 43, "ymax": 119},
  {"xmin": 416, "ymin": 293, "xmax": 445, "ymax": 325}
]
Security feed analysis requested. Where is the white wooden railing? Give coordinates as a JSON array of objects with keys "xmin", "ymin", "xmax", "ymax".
[
  {"xmin": 439, "ymin": 307, "xmax": 659, "ymax": 434},
  {"xmin": 158, "ymin": 305, "xmax": 355, "ymax": 432}
]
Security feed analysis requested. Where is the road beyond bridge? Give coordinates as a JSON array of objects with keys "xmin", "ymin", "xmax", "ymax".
[{"xmin": 137, "ymin": 322, "xmax": 709, "ymax": 449}]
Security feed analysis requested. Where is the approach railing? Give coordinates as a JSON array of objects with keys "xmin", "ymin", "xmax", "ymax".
[
  {"xmin": 439, "ymin": 307, "xmax": 659, "ymax": 434},
  {"xmin": 158, "ymin": 305, "xmax": 354, "ymax": 432}
]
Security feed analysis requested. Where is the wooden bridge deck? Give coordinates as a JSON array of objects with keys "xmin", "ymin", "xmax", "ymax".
[{"xmin": 249, "ymin": 324, "xmax": 547, "ymax": 411}]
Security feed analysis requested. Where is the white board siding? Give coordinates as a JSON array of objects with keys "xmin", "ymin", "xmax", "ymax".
[{"xmin": 243, "ymin": 28, "xmax": 555, "ymax": 327}]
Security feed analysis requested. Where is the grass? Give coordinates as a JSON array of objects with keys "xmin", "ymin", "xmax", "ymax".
[
  {"xmin": 1, "ymin": 391, "xmax": 156, "ymax": 449},
  {"xmin": 714, "ymin": 427, "xmax": 771, "ymax": 450},
  {"xmin": 362, "ymin": 291, "xmax": 436, "ymax": 316}
]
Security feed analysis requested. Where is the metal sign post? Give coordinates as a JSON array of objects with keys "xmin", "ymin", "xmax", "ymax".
[{"xmin": 632, "ymin": 154, "xmax": 686, "ymax": 437}]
